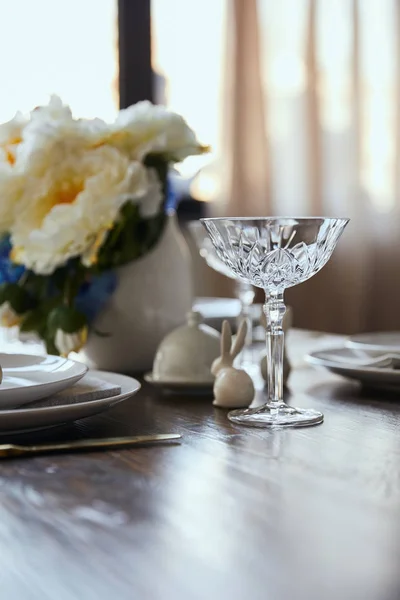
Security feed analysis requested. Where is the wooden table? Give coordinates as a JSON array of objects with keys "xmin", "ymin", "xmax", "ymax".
[{"xmin": 1, "ymin": 330, "xmax": 400, "ymax": 600}]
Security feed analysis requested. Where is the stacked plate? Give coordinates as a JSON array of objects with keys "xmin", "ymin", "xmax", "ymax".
[
  {"xmin": 0, "ymin": 352, "xmax": 140, "ymax": 435},
  {"xmin": 306, "ymin": 332, "xmax": 400, "ymax": 393}
]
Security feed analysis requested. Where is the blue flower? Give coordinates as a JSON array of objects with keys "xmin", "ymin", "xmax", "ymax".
[
  {"xmin": 164, "ymin": 177, "xmax": 177, "ymax": 212},
  {"xmin": 75, "ymin": 270, "xmax": 118, "ymax": 324},
  {"xmin": 0, "ymin": 236, "xmax": 25, "ymax": 284}
]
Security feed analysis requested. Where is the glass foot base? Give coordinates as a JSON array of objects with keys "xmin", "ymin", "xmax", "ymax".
[{"xmin": 228, "ymin": 403, "xmax": 323, "ymax": 428}]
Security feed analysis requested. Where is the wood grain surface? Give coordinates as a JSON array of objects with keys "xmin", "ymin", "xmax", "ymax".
[{"xmin": 0, "ymin": 331, "xmax": 400, "ymax": 600}]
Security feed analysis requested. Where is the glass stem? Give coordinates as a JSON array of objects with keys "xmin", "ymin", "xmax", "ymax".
[
  {"xmin": 235, "ymin": 281, "xmax": 255, "ymax": 364},
  {"xmin": 264, "ymin": 291, "xmax": 286, "ymax": 408}
]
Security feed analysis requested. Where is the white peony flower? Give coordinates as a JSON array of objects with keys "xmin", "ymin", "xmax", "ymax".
[
  {"xmin": 54, "ymin": 327, "xmax": 88, "ymax": 357},
  {"xmin": 0, "ymin": 96, "xmax": 72, "ymax": 172},
  {"xmin": 96, "ymin": 101, "xmax": 207, "ymax": 162},
  {"xmin": 0, "ymin": 96, "xmax": 207, "ymax": 263},
  {"xmin": 15, "ymin": 97, "xmax": 109, "ymax": 179},
  {"xmin": 10, "ymin": 145, "xmax": 148, "ymax": 274},
  {"xmin": 0, "ymin": 96, "xmax": 73, "ymax": 174},
  {"xmin": 0, "ymin": 301, "xmax": 21, "ymax": 327},
  {"xmin": 0, "ymin": 96, "xmax": 92, "ymax": 233}
]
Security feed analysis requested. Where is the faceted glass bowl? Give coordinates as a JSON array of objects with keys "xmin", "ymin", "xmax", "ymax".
[{"xmin": 202, "ymin": 217, "xmax": 348, "ymax": 292}]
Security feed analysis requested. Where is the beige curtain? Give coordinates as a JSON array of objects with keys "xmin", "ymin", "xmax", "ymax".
[{"xmin": 211, "ymin": 0, "xmax": 400, "ymax": 334}]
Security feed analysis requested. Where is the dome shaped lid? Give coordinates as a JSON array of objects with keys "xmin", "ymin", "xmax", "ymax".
[{"xmin": 152, "ymin": 311, "xmax": 220, "ymax": 383}]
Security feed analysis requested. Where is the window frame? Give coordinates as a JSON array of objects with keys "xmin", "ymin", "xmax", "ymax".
[{"xmin": 118, "ymin": 0, "xmax": 153, "ymax": 107}]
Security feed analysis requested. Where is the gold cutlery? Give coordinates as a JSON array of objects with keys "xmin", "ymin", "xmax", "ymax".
[{"xmin": 0, "ymin": 434, "xmax": 182, "ymax": 458}]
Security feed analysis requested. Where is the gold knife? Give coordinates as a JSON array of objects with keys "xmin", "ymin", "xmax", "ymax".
[{"xmin": 0, "ymin": 434, "xmax": 182, "ymax": 458}]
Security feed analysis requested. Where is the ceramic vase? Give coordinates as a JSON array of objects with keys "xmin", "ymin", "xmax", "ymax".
[{"xmin": 80, "ymin": 212, "xmax": 193, "ymax": 373}]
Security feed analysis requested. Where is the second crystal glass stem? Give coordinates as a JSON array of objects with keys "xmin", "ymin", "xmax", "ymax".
[
  {"xmin": 264, "ymin": 291, "xmax": 286, "ymax": 408},
  {"xmin": 235, "ymin": 281, "xmax": 255, "ymax": 362}
]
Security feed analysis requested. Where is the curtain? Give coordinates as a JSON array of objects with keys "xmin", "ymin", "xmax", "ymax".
[{"xmin": 210, "ymin": 0, "xmax": 400, "ymax": 334}]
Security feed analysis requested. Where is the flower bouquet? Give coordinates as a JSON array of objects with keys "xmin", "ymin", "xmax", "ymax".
[{"xmin": 0, "ymin": 96, "xmax": 206, "ymax": 356}]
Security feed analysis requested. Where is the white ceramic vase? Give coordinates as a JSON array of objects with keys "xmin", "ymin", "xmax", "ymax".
[{"xmin": 80, "ymin": 212, "xmax": 193, "ymax": 373}]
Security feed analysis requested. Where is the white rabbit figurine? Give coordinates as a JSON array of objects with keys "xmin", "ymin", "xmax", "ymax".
[{"xmin": 212, "ymin": 320, "xmax": 255, "ymax": 408}]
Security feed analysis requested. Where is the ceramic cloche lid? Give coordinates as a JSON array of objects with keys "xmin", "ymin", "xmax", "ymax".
[{"xmin": 152, "ymin": 311, "xmax": 221, "ymax": 384}]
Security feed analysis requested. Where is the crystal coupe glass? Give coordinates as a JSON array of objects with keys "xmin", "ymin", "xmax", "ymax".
[{"xmin": 201, "ymin": 217, "xmax": 349, "ymax": 427}]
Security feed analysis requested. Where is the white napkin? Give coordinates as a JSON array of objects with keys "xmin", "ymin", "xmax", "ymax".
[{"xmin": 27, "ymin": 374, "xmax": 122, "ymax": 408}]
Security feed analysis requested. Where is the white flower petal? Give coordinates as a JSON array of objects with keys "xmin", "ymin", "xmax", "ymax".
[
  {"xmin": 135, "ymin": 168, "xmax": 163, "ymax": 218},
  {"xmin": 31, "ymin": 94, "xmax": 73, "ymax": 122},
  {"xmin": 55, "ymin": 328, "xmax": 87, "ymax": 356},
  {"xmin": 0, "ymin": 302, "xmax": 20, "ymax": 327},
  {"xmin": 0, "ymin": 111, "xmax": 27, "ymax": 147},
  {"xmin": 106, "ymin": 101, "xmax": 204, "ymax": 162}
]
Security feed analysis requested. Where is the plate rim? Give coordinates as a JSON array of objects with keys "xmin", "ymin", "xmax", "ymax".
[
  {"xmin": 305, "ymin": 348, "xmax": 400, "ymax": 378},
  {"xmin": 0, "ymin": 370, "xmax": 141, "ymax": 416},
  {"xmin": 346, "ymin": 332, "xmax": 400, "ymax": 352},
  {"xmin": 0, "ymin": 352, "xmax": 88, "ymax": 393}
]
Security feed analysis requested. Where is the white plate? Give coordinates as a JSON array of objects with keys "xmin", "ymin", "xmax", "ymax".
[
  {"xmin": 346, "ymin": 332, "xmax": 400, "ymax": 353},
  {"xmin": 0, "ymin": 353, "xmax": 88, "ymax": 408},
  {"xmin": 144, "ymin": 372, "xmax": 213, "ymax": 395},
  {"xmin": 0, "ymin": 371, "xmax": 141, "ymax": 435},
  {"xmin": 306, "ymin": 347, "xmax": 400, "ymax": 391}
]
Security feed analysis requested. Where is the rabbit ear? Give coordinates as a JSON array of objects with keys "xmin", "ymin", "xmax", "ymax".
[
  {"xmin": 230, "ymin": 319, "xmax": 248, "ymax": 359},
  {"xmin": 220, "ymin": 320, "xmax": 232, "ymax": 359}
]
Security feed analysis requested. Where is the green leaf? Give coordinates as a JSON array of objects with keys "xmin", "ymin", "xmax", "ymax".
[
  {"xmin": 0, "ymin": 283, "xmax": 36, "ymax": 315},
  {"xmin": 47, "ymin": 305, "xmax": 87, "ymax": 335},
  {"xmin": 95, "ymin": 207, "xmax": 166, "ymax": 270},
  {"xmin": 45, "ymin": 336, "xmax": 59, "ymax": 356},
  {"xmin": 19, "ymin": 309, "xmax": 45, "ymax": 333},
  {"xmin": 19, "ymin": 296, "xmax": 64, "ymax": 334},
  {"xmin": 92, "ymin": 158, "xmax": 169, "ymax": 271}
]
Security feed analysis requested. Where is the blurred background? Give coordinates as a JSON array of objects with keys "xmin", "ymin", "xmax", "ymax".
[{"xmin": 2, "ymin": 0, "xmax": 400, "ymax": 334}]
